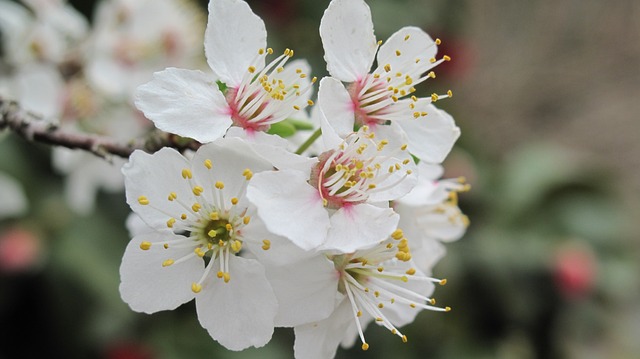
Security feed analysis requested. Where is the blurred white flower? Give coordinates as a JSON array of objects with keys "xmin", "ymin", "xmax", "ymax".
[
  {"xmin": 135, "ymin": 0, "xmax": 315, "ymax": 143},
  {"xmin": 395, "ymin": 162, "xmax": 469, "ymax": 273},
  {"xmin": 0, "ymin": 173, "xmax": 28, "ymax": 218},
  {"xmin": 317, "ymin": 0, "xmax": 460, "ymax": 163},
  {"xmin": 86, "ymin": 0, "xmax": 204, "ymax": 99}
]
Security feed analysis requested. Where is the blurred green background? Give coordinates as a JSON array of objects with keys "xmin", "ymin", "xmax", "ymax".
[{"xmin": 1, "ymin": 0, "xmax": 639, "ymax": 358}]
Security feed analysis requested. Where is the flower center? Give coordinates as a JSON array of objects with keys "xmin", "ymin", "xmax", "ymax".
[
  {"xmin": 310, "ymin": 127, "xmax": 411, "ymax": 208},
  {"xmin": 136, "ymin": 162, "xmax": 255, "ymax": 287},
  {"xmin": 328, "ymin": 229, "xmax": 450, "ymax": 351},
  {"xmin": 225, "ymin": 48, "xmax": 316, "ymax": 132}
]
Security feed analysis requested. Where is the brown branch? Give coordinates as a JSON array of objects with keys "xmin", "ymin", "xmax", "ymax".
[{"xmin": 0, "ymin": 97, "xmax": 201, "ymax": 159}]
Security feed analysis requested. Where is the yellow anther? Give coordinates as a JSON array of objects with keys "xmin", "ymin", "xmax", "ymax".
[
  {"xmin": 181, "ymin": 213, "xmax": 187, "ymax": 220},
  {"xmin": 215, "ymin": 181, "xmax": 224, "ymax": 189},
  {"xmin": 431, "ymin": 93, "xmax": 439, "ymax": 102},
  {"xmin": 166, "ymin": 218, "xmax": 176, "ymax": 228},
  {"xmin": 377, "ymin": 267, "xmax": 384, "ymax": 272},
  {"xmin": 368, "ymin": 184, "xmax": 377, "ymax": 189},
  {"xmin": 374, "ymin": 291, "xmax": 380, "ymax": 297},
  {"xmin": 225, "ymin": 223, "xmax": 233, "ymax": 231},
  {"xmin": 373, "ymin": 73, "xmax": 380, "ymax": 79},
  {"xmin": 430, "ymin": 298, "xmax": 436, "ymax": 305},
  {"xmin": 295, "ymin": 68, "xmax": 302, "ymax": 74},
  {"xmin": 377, "ymin": 39, "xmax": 383, "ymax": 45},
  {"xmin": 378, "ymin": 303, "xmax": 384, "ymax": 309},
  {"xmin": 362, "ymin": 343, "xmax": 369, "ymax": 351},
  {"xmin": 262, "ymin": 239, "xmax": 271, "ymax": 250},
  {"xmin": 192, "ymin": 203, "xmax": 201, "ymax": 212},
  {"xmin": 411, "ymin": 95, "xmax": 418, "ymax": 102},
  {"xmin": 405, "ymin": 77, "xmax": 413, "ymax": 85},
  {"xmin": 164, "ymin": 244, "xmax": 169, "ymax": 249},
  {"xmin": 429, "ymin": 57, "xmax": 436, "ymax": 63},
  {"xmin": 193, "ymin": 186, "xmax": 204, "ymax": 196},
  {"xmin": 401, "ymin": 276, "xmax": 408, "ymax": 282},
  {"xmin": 276, "ymin": 66, "xmax": 284, "ymax": 73},
  {"xmin": 409, "ymin": 86, "xmax": 416, "ymax": 93},
  {"xmin": 440, "ymin": 279, "xmax": 448, "ymax": 285},
  {"xmin": 435, "ymin": 38, "xmax": 441, "ymax": 45},
  {"xmin": 395, "ymin": 50, "xmax": 401, "ymax": 56},
  {"xmin": 307, "ymin": 100, "xmax": 314, "ymax": 106},
  {"xmin": 243, "ymin": 216, "xmax": 251, "ymax": 225},
  {"xmin": 391, "ymin": 229, "xmax": 404, "ymax": 240},
  {"xmin": 284, "ymin": 48, "xmax": 291, "ymax": 56},
  {"xmin": 383, "ymin": 64, "xmax": 391, "ymax": 72},
  {"xmin": 375, "ymin": 317, "xmax": 383, "ymax": 322},
  {"xmin": 311, "ymin": 76, "xmax": 318, "ymax": 83},
  {"xmin": 299, "ymin": 73, "xmax": 306, "ymax": 78},
  {"xmin": 421, "ymin": 112, "xmax": 428, "ymax": 117},
  {"xmin": 402, "ymin": 159, "xmax": 410, "ymax": 165},
  {"xmin": 204, "ymin": 159, "xmax": 213, "ymax": 169},
  {"xmin": 443, "ymin": 55, "xmax": 451, "ymax": 61},
  {"xmin": 231, "ymin": 197, "xmax": 239, "ymax": 205},
  {"xmin": 409, "ymin": 103, "xmax": 415, "ymax": 109},
  {"xmin": 217, "ymin": 271, "xmax": 224, "ymax": 278},
  {"xmin": 386, "ymin": 243, "xmax": 393, "ymax": 249},
  {"xmin": 402, "ymin": 335, "xmax": 408, "ymax": 343},
  {"xmin": 410, "ymin": 303, "xmax": 416, "ymax": 308},
  {"xmin": 248, "ymin": 66, "xmax": 256, "ymax": 73},
  {"xmin": 223, "ymin": 272, "xmax": 230, "ymax": 283},
  {"xmin": 404, "ymin": 34, "xmax": 410, "ymax": 41},
  {"xmin": 191, "ymin": 283, "xmax": 202, "ymax": 293},
  {"xmin": 428, "ymin": 71, "xmax": 436, "ymax": 78},
  {"xmin": 406, "ymin": 268, "xmax": 416, "ymax": 275},
  {"xmin": 139, "ymin": 241, "xmax": 152, "ymax": 250},
  {"xmin": 138, "ymin": 196, "xmax": 149, "ymax": 205},
  {"xmin": 194, "ymin": 247, "xmax": 205, "ymax": 257},
  {"xmin": 445, "ymin": 307, "xmax": 451, "ymax": 312},
  {"xmin": 231, "ymin": 240, "xmax": 242, "ymax": 252},
  {"xmin": 447, "ymin": 89, "xmax": 453, "ymax": 97},
  {"xmin": 218, "ymin": 240, "xmax": 225, "ymax": 247},
  {"xmin": 266, "ymin": 48, "xmax": 273, "ymax": 54},
  {"xmin": 293, "ymin": 105, "xmax": 300, "ymax": 110},
  {"xmin": 162, "ymin": 259, "xmax": 174, "ymax": 267},
  {"xmin": 243, "ymin": 169, "xmax": 253, "ymax": 180},
  {"xmin": 181, "ymin": 169, "xmax": 192, "ymax": 179},
  {"xmin": 168, "ymin": 192, "xmax": 177, "ymax": 201},
  {"xmin": 258, "ymin": 48, "xmax": 265, "ymax": 55},
  {"xmin": 391, "ymin": 95, "xmax": 398, "ymax": 102},
  {"xmin": 415, "ymin": 58, "xmax": 421, "ymax": 63}
]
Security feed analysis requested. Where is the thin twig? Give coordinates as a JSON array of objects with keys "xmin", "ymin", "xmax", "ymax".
[{"xmin": 0, "ymin": 97, "xmax": 201, "ymax": 159}]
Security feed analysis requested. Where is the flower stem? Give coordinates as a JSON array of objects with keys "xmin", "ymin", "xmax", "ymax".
[{"xmin": 295, "ymin": 128, "xmax": 321, "ymax": 155}]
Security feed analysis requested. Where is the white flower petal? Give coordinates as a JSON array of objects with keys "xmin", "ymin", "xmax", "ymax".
[
  {"xmin": 367, "ymin": 125, "xmax": 418, "ymax": 202},
  {"xmin": 415, "ymin": 204, "xmax": 468, "ymax": 242},
  {"xmin": 119, "ymin": 232, "xmax": 201, "ymax": 314},
  {"xmin": 293, "ymin": 299, "xmax": 354, "ymax": 359},
  {"xmin": 196, "ymin": 255, "xmax": 276, "ymax": 350},
  {"xmin": 320, "ymin": 0, "xmax": 377, "ymax": 81},
  {"xmin": 377, "ymin": 26, "xmax": 438, "ymax": 78},
  {"xmin": 267, "ymin": 255, "xmax": 338, "ymax": 327},
  {"xmin": 225, "ymin": 128, "xmax": 317, "ymax": 174},
  {"xmin": 190, "ymin": 138, "xmax": 273, "ymax": 208},
  {"xmin": 395, "ymin": 101, "xmax": 460, "ymax": 163},
  {"xmin": 205, "ymin": 0, "xmax": 267, "ymax": 86},
  {"xmin": 135, "ymin": 67, "xmax": 231, "ymax": 143},
  {"xmin": 322, "ymin": 203, "xmax": 399, "ymax": 252},
  {"xmin": 247, "ymin": 170, "xmax": 330, "ymax": 251},
  {"xmin": 123, "ymin": 148, "xmax": 197, "ymax": 229},
  {"xmin": 318, "ymin": 77, "xmax": 354, "ymax": 138}
]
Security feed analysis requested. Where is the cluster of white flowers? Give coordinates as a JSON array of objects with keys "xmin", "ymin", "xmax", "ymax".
[
  {"xmin": 0, "ymin": 0, "xmax": 203, "ymax": 213},
  {"xmin": 121, "ymin": 0, "xmax": 468, "ymax": 357}
]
